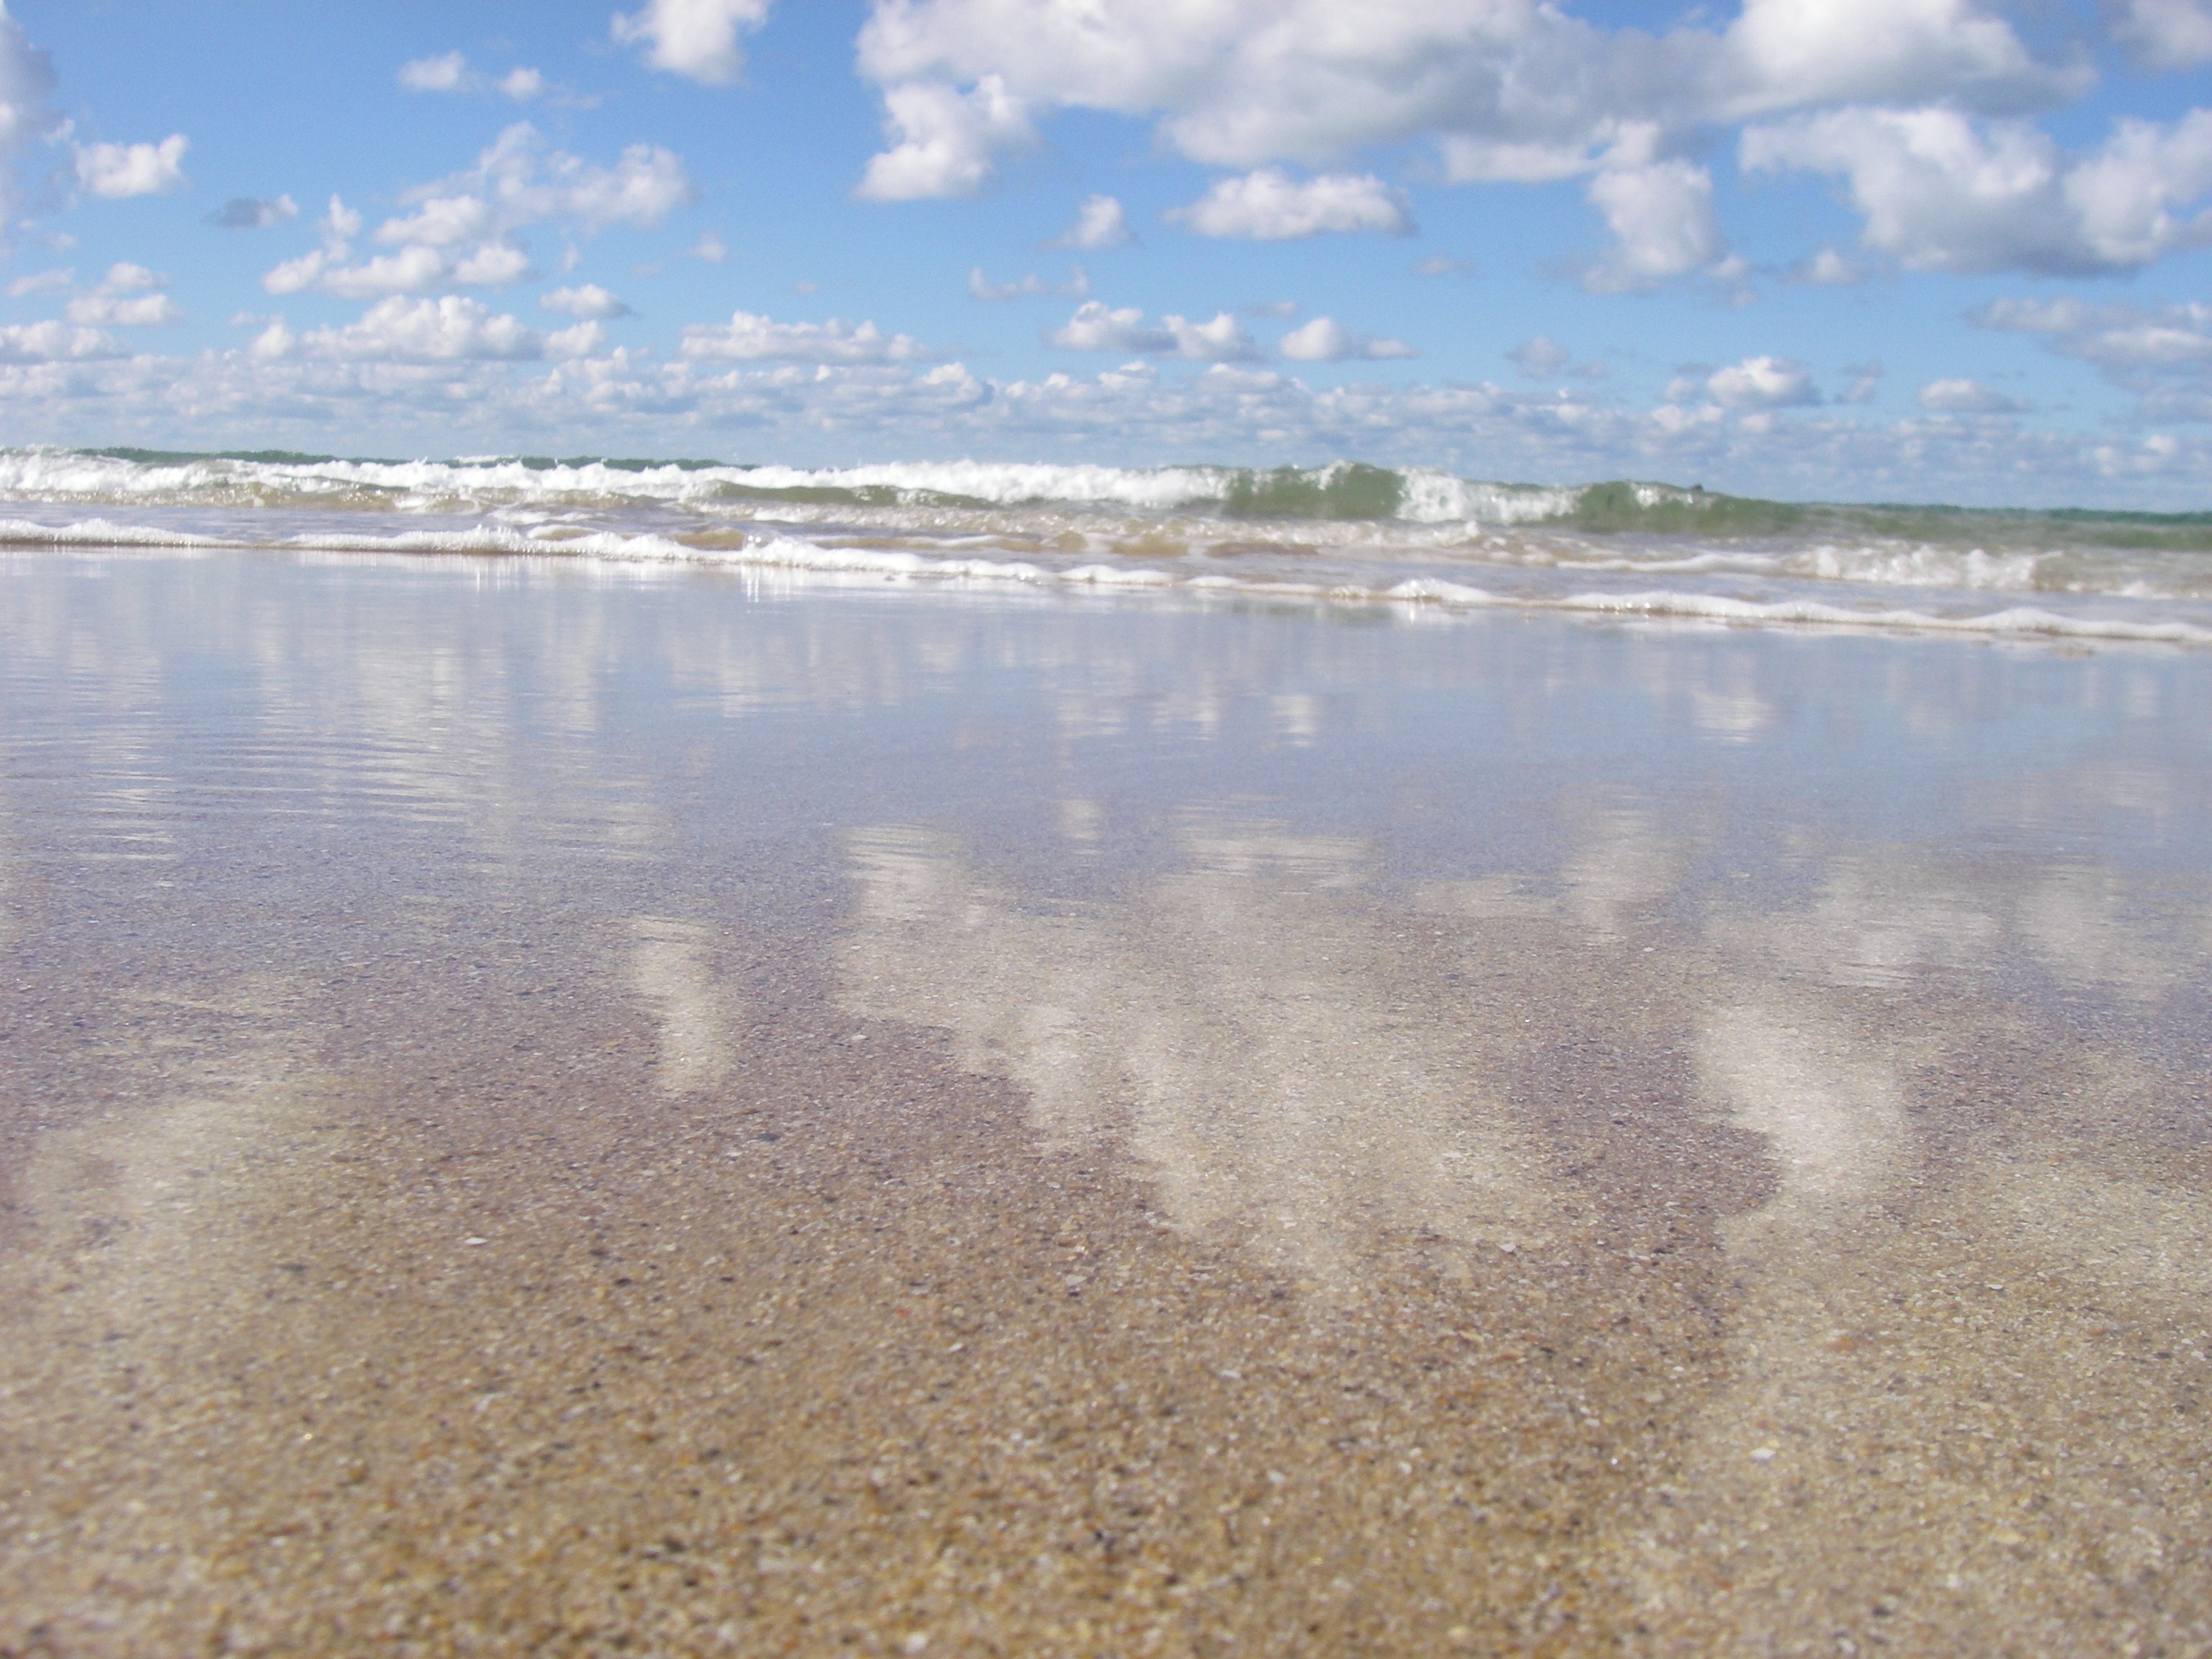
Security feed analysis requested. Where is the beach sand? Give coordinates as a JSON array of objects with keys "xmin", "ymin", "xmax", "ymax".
[{"xmin": 1, "ymin": 551, "xmax": 2209, "ymax": 1656}]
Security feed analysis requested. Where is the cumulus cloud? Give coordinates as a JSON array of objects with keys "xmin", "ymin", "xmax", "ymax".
[
  {"xmin": 1056, "ymin": 194, "xmax": 1131, "ymax": 250},
  {"xmin": 1169, "ymin": 169, "xmax": 1411, "ymax": 240},
  {"xmin": 208, "ymin": 194, "xmax": 297, "ymax": 229},
  {"xmin": 1742, "ymin": 107, "xmax": 2212, "ymax": 275},
  {"xmin": 613, "ymin": 0, "xmax": 773, "ymax": 85},
  {"xmin": 400, "ymin": 52, "xmax": 556, "ymax": 102},
  {"xmin": 2112, "ymin": 0, "xmax": 2212, "ymax": 70},
  {"xmin": 1917, "ymin": 377, "xmax": 2028, "ymax": 413},
  {"xmin": 856, "ymin": 74, "xmax": 1031, "ymax": 200},
  {"xmin": 74, "ymin": 134, "xmax": 189, "ymax": 199},
  {"xmin": 853, "ymin": 0, "xmax": 2068, "ymax": 187},
  {"xmin": 679, "ymin": 310, "xmax": 930, "ymax": 364},
  {"xmin": 1278, "ymin": 315, "xmax": 1414, "ymax": 362},
  {"xmin": 848, "ymin": 0, "xmax": 2085, "ymax": 278},
  {"xmin": 1049, "ymin": 300, "xmax": 1259, "ymax": 361},
  {"xmin": 541, "ymin": 284, "xmax": 631, "ymax": 319},
  {"xmin": 546, "ymin": 320, "xmax": 604, "ymax": 358},
  {"xmin": 452, "ymin": 243, "xmax": 533, "ymax": 286},
  {"xmin": 399, "ymin": 51, "xmax": 469, "ymax": 91},
  {"xmin": 377, "ymin": 197, "xmax": 495, "ymax": 249},
  {"xmin": 1707, "ymin": 355, "xmax": 1818, "ymax": 409},
  {"xmin": 1789, "ymin": 246, "xmax": 1863, "ymax": 285},
  {"xmin": 418, "ymin": 123, "xmax": 696, "ymax": 235},
  {"xmin": 63, "ymin": 261, "xmax": 181, "ymax": 326},
  {"xmin": 320, "ymin": 246, "xmax": 450, "ymax": 300},
  {"xmin": 1584, "ymin": 160, "xmax": 1726, "ymax": 290},
  {"xmin": 0, "ymin": 319, "xmax": 119, "ymax": 362},
  {"xmin": 302, "ymin": 295, "xmax": 541, "ymax": 362},
  {"xmin": 262, "ymin": 127, "xmax": 690, "ymax": 301},
  {"xmin": 1973, "ymin": 295, "xmax": 2212, "ymax": 418}
]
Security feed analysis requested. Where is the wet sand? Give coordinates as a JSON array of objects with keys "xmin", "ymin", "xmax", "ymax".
[{"xmin": 2, "ymin": 551, "xmax": 2210, "ymax": 1656}]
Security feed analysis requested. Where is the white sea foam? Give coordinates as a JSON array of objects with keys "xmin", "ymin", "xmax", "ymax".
[
  {"xmin": 0, "ymin": 516, "xmax": 227, "ymax": 548},
  {"xmin": 1550, "ymin": 588, "xmax": 2212, "ymax": 644},
  {"xmin": 1, "ymin": 447, "xmax": 2206, "ymax": 645}
]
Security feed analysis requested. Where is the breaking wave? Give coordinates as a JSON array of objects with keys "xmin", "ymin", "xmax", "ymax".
[{"xmin": 1, "ymin": 446, "xmax": 2207, "ymax": 644}]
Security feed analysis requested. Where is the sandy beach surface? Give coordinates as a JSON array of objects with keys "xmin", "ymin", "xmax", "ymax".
[{"xmin": 3, "ymin": 549, "xmax": 2210, "ymax": 1657}]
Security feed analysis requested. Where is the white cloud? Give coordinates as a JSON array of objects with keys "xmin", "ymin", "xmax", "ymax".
[
  {"xmin": 363, "ymin": 125, "xmax": 694, "ymax": 251},
  {"xmin": 679, "ymin": 310, "xmax": 930, "ymax": 364},
  {"xmin": 264, "ymin": 131, "xmax": 691, "ymax": 302},
  {"xmin": 452, "ymin": 243, "xmax": 533, "ymax": 286},
  {"xmin": 1585, "ymin": 160, "xmax": 1725, "ymax": 290},
  {"xmin": 1791, "ymin": 247, "xmax": 1863, "ymax": 285},
  {"xmin": 846, "ymin": 0, "xmax": 2075, "ymax": 290},
  {"xmin": 376, "ymin": 194, "xmax": 495, "ymax": 248},
  {"xmin": 451, "ymin": 124, "xmax": 696, "ymax": 233},
  {"xmin": 1707, "ymin": 355, "xmax": 1818, "ymax": 410},
  {"xmin": 1709, "ymin": 0, "xmax": 2069, "ymax": 120},
  {"xmin": 856, "ymin": 75, "xmax": 1031, "ymax": 201},
  {"xmin": 1507, "ymin": 336, "xmax": 1573, "ymax": 377},
  {"xmin": 248, "ymin": 320, "xmax": 295, "ymax": 361},
  {"xmin": 1049, "ymin": 301, "xmax": 1259, "ymax": 361},
  {"xmin": 855, "ymin": 0, "xmax": 2046, "ymax": 186},
  {"xmin": 1413, "ymin": 254, "xmax": 1474, "ymax": 277},
  {"xmin": 541, "ymin": 284, "xmax": 632, "ymax": 319},
  {"xmin": 302, "ymin": 295, "xmax": 541, "ymax": 361},
  {"xmin": 689, "ymin": 231, "xmax": 727, "ymax": 262},
  {"xmin": 320, "ymin": 246, "xmax": 450, "ymax": 300},
  {"xmin": 613, "ymin": 0, "xmax": 774, "ymax": 86},
  {"xmin": 73, "ymin": 134, "xmax": 189, "ymax": 199},
  {"xmin": 1972, "ymin": 296, "xmax": 2212, "ymax": 420},
  {"xmin": 209, "ymin": 194, "xmax": 298, "ymax": 229},
  {"xmin": 546, "ymin": 320, "xmax": 604, "ymax": 358},
  {"xmin": 8, "ymin": 267, "xmax": 70, "ymax": 297},
  {"xmin": 1048, "ymin": 301, "xmax": 1172, "ymax": 355},
  {"xmin": 0, "ymin": 320, "xmax": 119, "ymax": 362},
  {"xmin": 1917, "ymin": 377, "xmax": 2028, "ymax": 413},
  {"xmin": 2113, "ymin": 0, "xmax": 2212, "ymax": 70},
  {"xmin": 399, "ymin": 51, "xmax": 469, "ymax": 92},
  {"xmin": 1742, "ymin": 107, "xmax": 2212, "ymax": 276},
  {"xmin": 0, "ymin": 6, "xmax": 60, "ymax": 222},
  {"xmin": 1169, "ymin": 312, "xmax": 1262, "ymax": 361},
  {"xmin": 261, "ymin": 251, "xmax": 326, "ymax": 297},
  {"xmin": 67, "ymin": 292, "xmax": 180, "ymax": 326},
  {"xmin": 1169, "ymin": 169, "xmax": 1411, "ymax": 240},
  {"xmin": 63, "ymin": 261, "xmax": 181, "ymax": 326},
  {"xmin": 400, "ymin": 53, "xmax": 556, "ymax": 103},
  {"xmin": 1056, "ymin": 194, "xmax": 1131, "ymax": 251},
  {"xmin": 1278, "ymin": 316, "xmax": 1413, "ymax": 362}
]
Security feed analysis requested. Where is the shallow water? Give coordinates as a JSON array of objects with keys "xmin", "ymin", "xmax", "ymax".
[{"xmin": 2, "ymin": 549, "xmax": 2209, "ymax": 1655}]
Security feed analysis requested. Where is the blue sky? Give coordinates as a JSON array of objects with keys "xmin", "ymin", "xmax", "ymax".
[{"xmin": 4, "ymin": 0, "xmax": 2212, "ymax": 505}]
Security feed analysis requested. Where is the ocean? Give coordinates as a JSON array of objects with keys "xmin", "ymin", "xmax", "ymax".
[
  {"xmin": 3, "ymin": 457, "xmax": 2210, "ymax": 1653},
  {"xmin": 4, "ymin": 446, "xmax": 2210, "ymax": 644}
]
